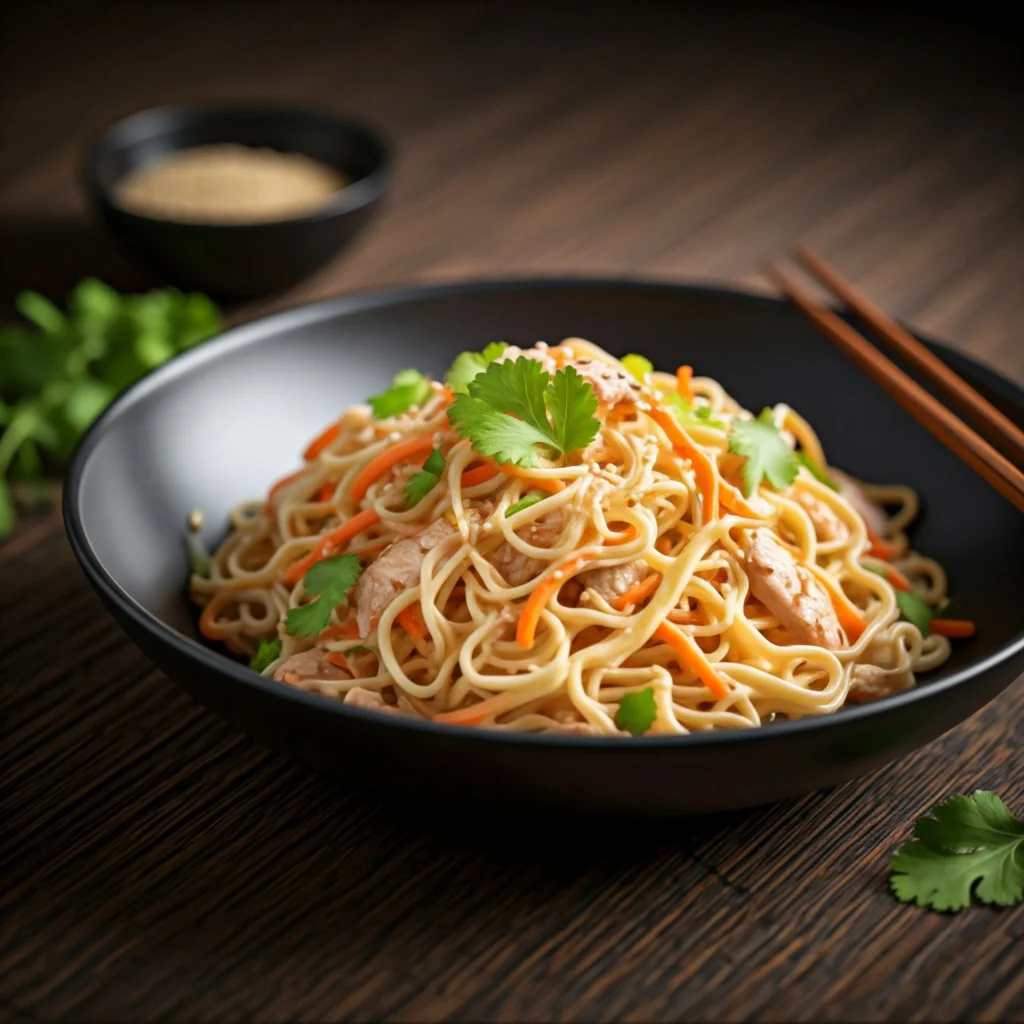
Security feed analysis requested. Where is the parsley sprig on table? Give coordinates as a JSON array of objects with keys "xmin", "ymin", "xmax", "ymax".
[
  {"xmin": 891, "ymin": 792, "xmax": 1024, "ymax": 912},
  {"xmin": 0, "ymin": 278, "xmax": 221, "ymax": 536},
  {"xmin": 448, "ymin": 356, "xmax": 600, "ymax": 467}
]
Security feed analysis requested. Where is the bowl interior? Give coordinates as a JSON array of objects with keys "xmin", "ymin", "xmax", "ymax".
[
  {"xmin": 87, "ymin": 106, "xmax": 389, "ymax": 209},
  {"xmin": 71, "ymin": 280, "xmax": 1024, "ymax": 692}
]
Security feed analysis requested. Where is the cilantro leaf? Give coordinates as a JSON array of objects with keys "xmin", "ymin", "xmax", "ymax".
[
  {"xmin": 445, "ymin": 342, "xmax": 508, "ymax": 393},
  {"xmin": 728, "ymin": 408, "xmax": 799, "ymax": 497},
  {"xmin": 250, "ymin": 637, "xmax": 282, "ymax": 673},
  {"xmin": 620, "ymin": 353, "xmax": 653, "ymax": 381},
  {"xmin": 447, "ymin": 357, "xmax": 601, "ymax": 468},
  {"xmin": 545, "ymin": 364, "xmax": 600, "ymax": 456},
  {"xmin": 890, "ymin": 791, "xmax": 1024, "ymax": 912},
  {"xmin": 666, "ymin": 392, "xmax": 723, "ymax": 430},
  {"xmin": 367, "ymin": 369, "xmax": 432, "ymax": 419},
  {"xmin": 796, "ymin": 451, "xmax": 839, "ymax": 491},
  {"xmin": 286, "ymin": 554, "xmax": 362, "ymax": 637},
  {"xmin": 404, "ymin": 446, "xmax": 446, "ymax": 507},
  {"xmin": 0, "ymin": 478, "xmax": 13, "ymax": 536},
  {"xmin": 506, "ymin": 494, "xmax": 544, "ymax": 517},
  {"xmin": 615, "ymin": 687, "xmax": 657, "ymax": 735},
  {"xmin": 896, "ymin": 588, "xmax": 934, "ymax": 636}
]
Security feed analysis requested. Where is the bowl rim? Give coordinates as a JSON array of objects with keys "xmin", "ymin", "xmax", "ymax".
[
  {"xmin": 63, "ymin": 274, "xmax": 1024, "ymax": 749},
  {"xmin": 80, "ymin": 102, "xmax": 393, "ymax": 231}
]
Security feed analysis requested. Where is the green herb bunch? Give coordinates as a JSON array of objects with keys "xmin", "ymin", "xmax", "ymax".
[{"xmin": 0, "ymin": 279, "xmax": 222, "ymax": 535}]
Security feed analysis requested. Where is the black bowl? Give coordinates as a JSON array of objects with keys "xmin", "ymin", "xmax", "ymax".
[
  {"xmin": 63, "ymin": 279, "xmax": 1024, "ymax": 816},
  {"xmin": 81, "ymin": 105, "xmax": 391, "ymax": 297}
]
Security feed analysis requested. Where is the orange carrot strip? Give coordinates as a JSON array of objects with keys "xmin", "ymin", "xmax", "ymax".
[
  {"xmin": 266, "ymin": 468, "xmax": 305, "ymax": 509},
  {"xmin": 667, "ymin": 609, "xmax": 705, "ymax": 625},
  {"xmin": 606, "ymin": 524, "xmax": 637, "ymax": 545},
  {"xmin": 435, "ymin": 692, "xmax": 520, "ymax": 726},
  {"xmin": 811, "ymin": 569, "xmax": 867, "ymax": 641},
  {"xmin": 719, "ymin": 479, "xmax": 767, "ymax": 519},
  {"xmin": 397, "ymin": 605, "xmax": 427, "ymax": 641},
  {"xmin": 654, "ymin": 621, "xmax": 729, "ymax": 698},
  {"xmin": 676, "ymin": 365, "xmax": 693, "ymax": 402},
  {"xmin": 351, "ymin": 436, "xmax": 436, "ymax": 503},
  {"xmin": 460, "ymin": 462, "xmax": 501, "ymax": 488},
  {"xmin": 516, "ymin": 554, "xmax": 588, "ymax": 648},
  {"xmin": 655, "ymin": 536, "xmax": 673, "ymax": 555},
  {"xmin": 931, "ymin": 618, "xmax": 976, "ymax": 639},
  {"xmin": 325, "ymin": 651, "xmax": 350, "ymax": 670},
  {"xmin": 648, "ymin": 404, "xmax": 718, "ymax": 522},
  {"xmin": 613, "ymin": 573, "xmax": 662, "ymax": 610},
  {"xmin": 881, "ymin": 564, "xmax": 911, "ymax": 592},
  {"xmin": 316, "ymin": 483, "xmax": 334, "ymax": 503},
  {"xmin": 303, "ymin": 422, "xmax": 341, "ymax": 462},
  {"xmin": 283, "ymin": 508, "xmax": 382, "ymax": 585},
  {"xmin": 866, "ymin": 528, "xmax": 901, "ymax": 561}
]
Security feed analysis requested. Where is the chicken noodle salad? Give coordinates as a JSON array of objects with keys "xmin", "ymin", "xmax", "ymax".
[{"xmin": 190, "ymin": 338, "xmax": 975, "ymax": 736}]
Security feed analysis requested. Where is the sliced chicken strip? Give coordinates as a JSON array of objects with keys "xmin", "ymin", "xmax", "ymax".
[
  {"xmin": 343, "ymin": 686, "xmax": 401, "ymax": 713},
  {"xmin": 578, "ymin": 560, "xmax": 648, "ymax": 604},
  {"xmin": 741, "ymin": 528, "xmax": 846, "ymax": 649},
  {"xmin": 352, "ymin": 517, "xmax": 459, "ymax": 637},
  {"xmin": 795, "ymin": 490, "xmax": 847, "ymax": 542},
  {"xmin": 847, "ymin": 633, "xmax": 915, "ymax": 703},
  {"xmin": 273, "ymin": 647, "xmax": 352, "ymax": 684},
  {"xmin": 496, "ymin": 345, "xmax": 642, "ymax": 409}
]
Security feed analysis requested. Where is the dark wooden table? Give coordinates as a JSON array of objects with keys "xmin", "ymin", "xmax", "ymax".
[{"xmin": 2, "ymin": 4, "xmax": 1021, "ymax": 1021}]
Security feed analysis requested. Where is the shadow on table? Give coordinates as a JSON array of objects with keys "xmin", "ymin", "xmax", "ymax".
[{"xmin": 0, "ymin": 216, "xmax": 156, "ymax": 309}]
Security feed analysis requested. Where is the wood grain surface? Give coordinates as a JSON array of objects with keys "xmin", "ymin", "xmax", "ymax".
[{"xmin": 1, "ymin": 3, "xmax": 1021, "ymax": 1021}]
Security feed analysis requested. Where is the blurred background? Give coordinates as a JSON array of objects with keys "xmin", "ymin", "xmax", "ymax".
[{"xmin": 1, "ymin": 0, "xmax": 1021, "ymax": 375}]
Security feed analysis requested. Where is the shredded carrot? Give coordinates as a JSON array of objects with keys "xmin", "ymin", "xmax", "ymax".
[
  {"xmin": 811, "ymin": 568, "xmax": 867, "ymax": 641},
  {"xmin": 606, "ymin": 523, "xmax": 637, "ymax": 545},
  {"xmin": 931, "ymin": 618, "xmax": 976, "ymax": 639},
  {"xmin": 282, "ymin": 508, "xmax": 381, "ymax": 585},
  {"xmin": 397, "ymin": 605, "xmax": 427, "ymax": 641},
  {"xmin": 325, "ymin": 651, "xmax": 350, "ymax": 670},
  {"xmin": 351, "ymin": 436, "xmax": 436, "ymax": 503},
  {"xmin": 316, "ymin": 483, "xmax": 334, "ymax": 503},
  {"xmin": 460, "ymin": 461, "xmax": 501, "ymax": 489},
  {"xmin": 435, "ymin": 692, "xmax": 518, "ymax": 726},
  {"xmin": 198, "ymin": 592, "xmax": 236, "ymax": 640},
  {"xmin": 266, "ymin": 467, "xmax": 305, "ymax": 505},
  {"xmin": 719, "ymin": 479, "xmax": 767, "ymax": 519},
  {"xmin": 866, "ymin": 528, "xmax": 901, "ymax": 561},
  {"xmin": 439, "ymin": 385, "xmax": 455, "ymax": 405},
  {"xmin": 516, "ymin": 554, "xmax": 588, "ymax": 648},
  {"xmin": 613, "ymin": 573, "xmax": 662, "ymax": 610},
  {"xmin": 656, "ymin": 536, "xmax": 674, "ymax": 555},
  {"xmin": 666, "ymin": 609, "xmax": 705, "ymax": 625},
  {"xmin": 654, "ymin": 621, "xmax": 729, "ymax": 698},
  {"xmin": 676, "ymin": 365, "xmax": 693, "ymax": 402},
  {"xmin": 318, "ymin": 622, "xmax": 360, "ymax": 640},
  {"xmin": 881, "ymin": 564, "xmax": 911, "ymax": 592},
  {"xmin": 648, "ymin": 404, "xmax": 718, "ymax": 522},
  {"xmin": 303, "ymin": 422, "xmax": 341, "ymax": 462}
]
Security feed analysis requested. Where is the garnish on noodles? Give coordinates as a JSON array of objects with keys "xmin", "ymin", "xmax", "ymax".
[{"xmin": 190, "ymin": 338, "xmax": 971, "ymax": 735}]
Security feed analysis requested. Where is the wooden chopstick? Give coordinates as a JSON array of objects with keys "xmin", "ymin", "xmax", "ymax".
[
  {"xmin": 795, "ymin": 246, "xmax": 1024, "ymax": 466},
  {"xmin": 764, "ymin": 264, "xmax": 1024, "ymax": 515}
]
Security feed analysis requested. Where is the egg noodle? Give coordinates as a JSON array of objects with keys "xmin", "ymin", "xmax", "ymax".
[{"xmin": 190, "ymin": 338, "xmax": 968, "ymax": 736}]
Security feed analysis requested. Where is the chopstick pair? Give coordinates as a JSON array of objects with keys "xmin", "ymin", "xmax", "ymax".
[{"xmin": 765, "ymin": 248, "xmax": 1024, "ymax": 515}]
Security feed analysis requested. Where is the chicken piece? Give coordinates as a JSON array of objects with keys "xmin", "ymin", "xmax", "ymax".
[
  {"xmin": 578, "ymin": 560, "xmax": 648, "ymax": 604},
  {"xmin": 795, "ymin": 490, "xmax": 846, "ymax": 542},
  {"xmin": 273, "ymin": 647, "xmax": 352, "ymax": 684},
  {"xmin": 496, "ymin": 345, "xmax": 641, "ymax": 409},
  {"xmin": 352, "ymin": 517, "xmax": 459, "ymax": 637},
  {"xmin": 489, "ymin": 509, "xmax": 567, "ymax": 586},
  {"xmin": 741, "ymin": 528, "xmax": 845, "ymax": 649},
  {"xmin": 846, "ymin": 634, "xmax": 915, "ymax": 704},
  {"xmin": 832, "ymin": 470, "xmax": 888, "ymax": 537},
  {"xmin": 343, "ymin": 686, "xmax": 401, "ymax": 713}
]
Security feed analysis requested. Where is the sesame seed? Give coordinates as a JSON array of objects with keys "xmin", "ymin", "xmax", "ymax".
[
  {"xmin": 553, "ymin": 570, "xmax": 564, "ymax": 580},
  {"xmin": 536, "ymin": 341, "xmax": 548, "ymax": 351},
  {"xmin": 527, "ymin": 663, "xmax": 540, "ymax": 671},
  {"xmin": 481, "ymin": 522, "xmax": 493, "ymax": 532},
  {"xmin": 388, "ymin": 431, "xmax": 401, "ymax": 442},
  {"xmin": 187, "ymin": 509, "xmax": 204, "ymax": 532}
]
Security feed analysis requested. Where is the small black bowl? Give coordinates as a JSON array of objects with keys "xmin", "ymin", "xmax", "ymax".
[
  {"xmin": 63, "ymin": 279, "xmax": 1024, "ymax": 817},
  {"xmin": 82, "ymin": 105, "xmax": 392, "ymax": 298}
]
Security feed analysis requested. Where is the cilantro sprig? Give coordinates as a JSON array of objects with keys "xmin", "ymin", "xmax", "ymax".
[
  {"xmin": 896, "ymin": 588, "xmax": 935, "ymax": 636},
  {"xmin": 445, "ymin": 342, "xmax": 508, "ymax": 394},
  {"xmin": 404, "ymin": 446, "xmax": 445, "ymax": 507},
  {"xmin": 615, "ymin": 687, "xmax": 657, "ymax": 735},
  {"xmin": 250, "ymin": 637, "xmax": 282, "ymax": 673},
  {"xmin": 620, "ymin": 353, "xmax": 653, "ymax": 381},
  {"xmin": 0, "ymin": 278, "xmax": 221, "ymax": 537},
  {"xmin": 667, "ymin": 392, "xmax": 723, "ymax": 430},
  {"xmin": 505, "ymin": 493, "xmax": 544, "ymax": 517},
  {"xmin": 367, "ymin": 369, "xmax": 433, "ymax": 419},
  {"xmin": 728, "ymin": 408, "xmax": 799, "ymax": 497},
  {"xmin": 891, "ymin": 792, "xmax": 1024, "ymax": 912},
  {"xmin": 285, "ymin": 554, "xmax": 362, "ymax": 637},
  {"xmin": 448, "ymin": 357, "xmax": 600, "ymax": 468}
]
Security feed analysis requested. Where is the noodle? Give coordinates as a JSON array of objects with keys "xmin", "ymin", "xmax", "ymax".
[{"xmin": 189, "ymin": 339, "xmax": 960, "ymax": 736}]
